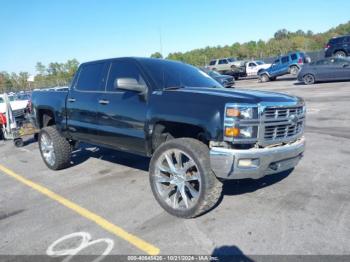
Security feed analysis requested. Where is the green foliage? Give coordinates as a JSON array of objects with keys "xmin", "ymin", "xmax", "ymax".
[
  {"xmin": 150, "ymin": 52, "xmax": 163, "ymax": 59},
  {"xmin": 166, "ymin": 20, "xmax": 350, "ymax": 66},
  {"xmin": 1, "ymin": 59, "xmax": 79, "ymax": 93}
]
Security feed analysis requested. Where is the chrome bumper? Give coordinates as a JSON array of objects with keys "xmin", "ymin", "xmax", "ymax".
[{"xmin": 210, "ymin": 137, "xmax": 305, "ymax": 180}]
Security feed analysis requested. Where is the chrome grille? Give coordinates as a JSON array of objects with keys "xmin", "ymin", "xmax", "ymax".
[
  {"xmin": 13, "ymin": 109, "xmax": 25, "ymax": 118},
  {"xmin": 261, "ymin": 105, "xmax": 305, "ymax": 145},
  {"xmin": 264, "ymin": 106, "xmax": 304, "ymax": 120},
  {"xmin": 264, "ymin": 121, "xmax": 304, "ymax": 141}
]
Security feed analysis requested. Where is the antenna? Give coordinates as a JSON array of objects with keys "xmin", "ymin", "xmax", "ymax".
[{"xmin": 159, "ymin": 27, "xmax": 163, "ymax": 58}]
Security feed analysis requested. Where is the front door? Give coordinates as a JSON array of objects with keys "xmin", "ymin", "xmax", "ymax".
[
  {"xmin": 96, "ymin": 59, "xmax": 148, "ymax": 155},
  {"xmin": 66, "ymin": 61, "xmax": 108, "ymax": 143}
]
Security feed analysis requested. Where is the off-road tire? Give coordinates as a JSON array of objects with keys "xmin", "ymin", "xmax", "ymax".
[
  {"xmin": 149, "ymin": 138, "xmax": 222, "ymax": 218},
  {"xmin": 39, "ymin": 126, "xmax": 72, "ymax": 170}
]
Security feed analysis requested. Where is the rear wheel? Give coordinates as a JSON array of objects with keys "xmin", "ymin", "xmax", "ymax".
[
  {"xmin": 39, "ymin": 126, "xmax": 72, "ymax": 170},
  {"xmin": 290, "ymin": 65, "xmax": 299, "ymax": 75},
  {"xmin": 334, "ymin": 51, "xmax": 346, "ymax": 57},
  {"xmin": 303, "ymin": 74, "xmax": 315, "ymax": 85},
  {"xmin": 260, "ymin": 73, "xmax": 270, "ymax": 82},
  {"xmin": 149, "ymin": 138, "xmax": 222, "ymax": 218}
]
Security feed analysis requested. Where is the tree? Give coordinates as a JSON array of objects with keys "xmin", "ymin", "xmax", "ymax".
[{"xmin": 150, "ymin": 52, "xmax": 163, "ymax": 59}]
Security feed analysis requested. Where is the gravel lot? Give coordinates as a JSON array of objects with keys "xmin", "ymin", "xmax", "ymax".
[{"xmin": 0, "ymin": 76, "xmax": 349, "ymax": 258}]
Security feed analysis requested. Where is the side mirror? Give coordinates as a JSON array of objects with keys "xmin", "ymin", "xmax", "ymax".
[{"xmin": 114, "ymin": 78, "xmax": 147, "ymax": 93}]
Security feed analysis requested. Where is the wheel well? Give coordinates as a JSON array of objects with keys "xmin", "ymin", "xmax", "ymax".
[
  {"xmin": 38, "ymin": 109, "xmax": 55, "ymax": 128},
  {"xmin": 152, "ymin": 122, "xmax": 208, "ymax": 152},
  {"xmin": 334, "ymin": 49, "xmax": 347, "ymax": 55}
]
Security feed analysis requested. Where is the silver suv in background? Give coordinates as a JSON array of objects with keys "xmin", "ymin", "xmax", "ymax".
[{"xmin": 207, "ymin": 58, "xmax": 242, "ymax": 74}]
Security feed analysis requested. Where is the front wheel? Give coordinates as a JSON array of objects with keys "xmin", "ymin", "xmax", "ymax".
[
  {"xmin": 39, "ymin": 126, "xmax": 72, "ymax": 170},
  {"xmin": 303, "ymin": 74, "xmax": 315, "ymax": 85},
  {"xmin": 149, "ymin": 138, "xmax": 222, "ymax": 218},
  {"xmin": 260, "ymin": 73, "xmax": 270, "ymax": 82}
]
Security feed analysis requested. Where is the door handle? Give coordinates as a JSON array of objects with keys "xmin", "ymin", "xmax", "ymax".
[
  {"xmin": 68, "ymin": 98, "xmax": 76, "ymax": 103},
  {"xmin": 99, "ymin": 99, "xmax": 110, "ymax": 105}
]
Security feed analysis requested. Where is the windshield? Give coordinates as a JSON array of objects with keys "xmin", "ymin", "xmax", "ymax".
[
  {"xmin": 140, "ymin": 59, "xmax": 222, "ymax": 89},
  {"xmin": 208, "ymin": 70, "xmax": 222, "ymax": 77}
]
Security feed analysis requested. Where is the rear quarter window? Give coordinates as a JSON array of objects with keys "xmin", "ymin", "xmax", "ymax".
[
  {"xmin": 209, "ymin": 60, "xmax": 216, "ymax": 66},
  {"xmin": 330, "ymin": 37, "xmax": 345, "ymax": 44}
]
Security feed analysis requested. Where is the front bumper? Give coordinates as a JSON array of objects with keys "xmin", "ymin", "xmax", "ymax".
[{"xmin": 210, "ymin": 137, "xmax": 305, "ymax": 180}]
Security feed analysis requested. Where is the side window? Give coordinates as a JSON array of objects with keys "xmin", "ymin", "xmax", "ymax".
[
  {"xmin": 106, "ymin": 60, "xmax": 146, "ymax": 92},
  {"xmin": 75, "ymin": 62, "xmax": 106, "ymax": 91},
  {"xmin": 316, "ymin": 59, "xmax": 329, "ymax": 66},
  {"xmin": 274, "ymin": 59, "xmax": 280, "ymax": 64},
  {"xmin": 290, "ymin": 54, "xmax": 298, "ymax": 60},
  {"xmin": 281, "ymin": 56, "xmax": 289, "ymax": 64},
  {"xmin": 218, "ymin": 59, "xmax": 228, "ymax": 65},
  {"xmin": 209, "ymin": 60, "xmax": 216, "ymax": 66},
  {"xmin": 248, "ymin": 62, "xmax": 256, "ymax": 67}
]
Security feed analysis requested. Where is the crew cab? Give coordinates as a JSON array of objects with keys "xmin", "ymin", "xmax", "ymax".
[{"xmin": 31, "ymin": 57, "xmax": 306, "ymax": 218}]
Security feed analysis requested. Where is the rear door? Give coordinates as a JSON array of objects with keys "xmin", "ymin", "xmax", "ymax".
[
  {"xmin": 66, "ymin": 61, "xmax": 108, "ymax": 142},
  {"xmin": 96, "ymin": 59, "xmax": 148, "ymax": 155},
  {"xmin": 344, "ymin": 36, "xmax": 350, "ymax": 55}
]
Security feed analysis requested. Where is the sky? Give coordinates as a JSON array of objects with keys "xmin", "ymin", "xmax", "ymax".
[{"xmin": 1, "ymin": 0, "xmax": 350, "ymax": 74}]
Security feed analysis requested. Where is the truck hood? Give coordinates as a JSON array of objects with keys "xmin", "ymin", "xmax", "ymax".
[{"xmin": 166, "ymin": 87, "xmax": 302, "ymax": 105}]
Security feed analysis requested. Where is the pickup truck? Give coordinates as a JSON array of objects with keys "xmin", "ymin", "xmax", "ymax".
[{"xmin": 31, "ymin": 57, "xmax": 306, "ymax": 218}]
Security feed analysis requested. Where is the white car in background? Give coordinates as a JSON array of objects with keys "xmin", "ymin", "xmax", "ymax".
[
  {"xmin": 245, "ymin": 60, "xmax": 272, "ymax": 76},
  {"xmin": 0, "ymin": 93, "xmax": 29, "ymax": 118}
]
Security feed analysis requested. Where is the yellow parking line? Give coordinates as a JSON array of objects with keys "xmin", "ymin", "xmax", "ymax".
[{"xmin": 0, "ymin": 164, "xmax": 160, "ymax": 255}]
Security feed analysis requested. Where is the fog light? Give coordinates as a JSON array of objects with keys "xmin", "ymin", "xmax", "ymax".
[
  {"xmin": 225, "ymin": 127, "xmax": 240, "ymax": 137},
  {"xmin": 238, "ymin": 159, "xmax": 260, "ymax": 168}
]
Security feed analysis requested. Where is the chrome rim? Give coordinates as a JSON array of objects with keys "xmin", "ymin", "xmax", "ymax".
[
  {"xmin": 40, "ymin": 133, "xmax": 56, "ymax": 166},
  {"xmin": 153, "ymin": 149, "xmax": 201, "ymax": 210},
  {"xmin": 304, "ymin": 75, "xmax": 314, "ymax": 84}
]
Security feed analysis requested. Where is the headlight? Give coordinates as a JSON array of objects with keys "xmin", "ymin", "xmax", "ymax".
[
  {"xmin": 224, "ymin": 104, "xmax": 258, "ymax": 140},
  {"xmin": 226, "ymin": 106, "xmax": 254, "ymax": 119}
]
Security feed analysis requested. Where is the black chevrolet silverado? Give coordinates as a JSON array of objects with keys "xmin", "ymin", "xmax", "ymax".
[{"xmin": 31, "ymin": 57, "xmax": 306, "ymax": 218}]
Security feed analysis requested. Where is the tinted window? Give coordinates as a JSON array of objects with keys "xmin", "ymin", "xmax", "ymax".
[
  {"xmin": 140, "ymin": 59, "xmax": 222, "ymax": 89},
  {"xmin": 281, "ymin": 56, "xmax": 289, "ymax": 63},
  {"xmin": 227, "ymin": 58, "xmax": 236, "ymax": 62},
  {"xmin": 76, "ymin": 62, "xmax": 106, "ymax": 91},
  {"xmin": 218, "ymin": 59, "xmax": 228, "ymax": 64},
  {"xmin": 290, "ymin": 54, "xmax": 298, "ymax": 60},
  {"xmin": 106, "ymin": 60, "xmax": 146, "ymax": 91},
  {"xmin": 0, "ymin": 98, "xmax": 4, "ymax": 103},
  {"xmin": 330, "ymin": 37, "xmax": 345, "ymax": 44},
  {"xmin": 209, "ymin": 60, "xmax": 216, "ymax": 66},
  {"xmin": 274, "ymin": 59, "xmax": 280, "ymax": 64},
  {"xmin": 332, "ymin": 58, "xmax": 349, "ymax": 65}
]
